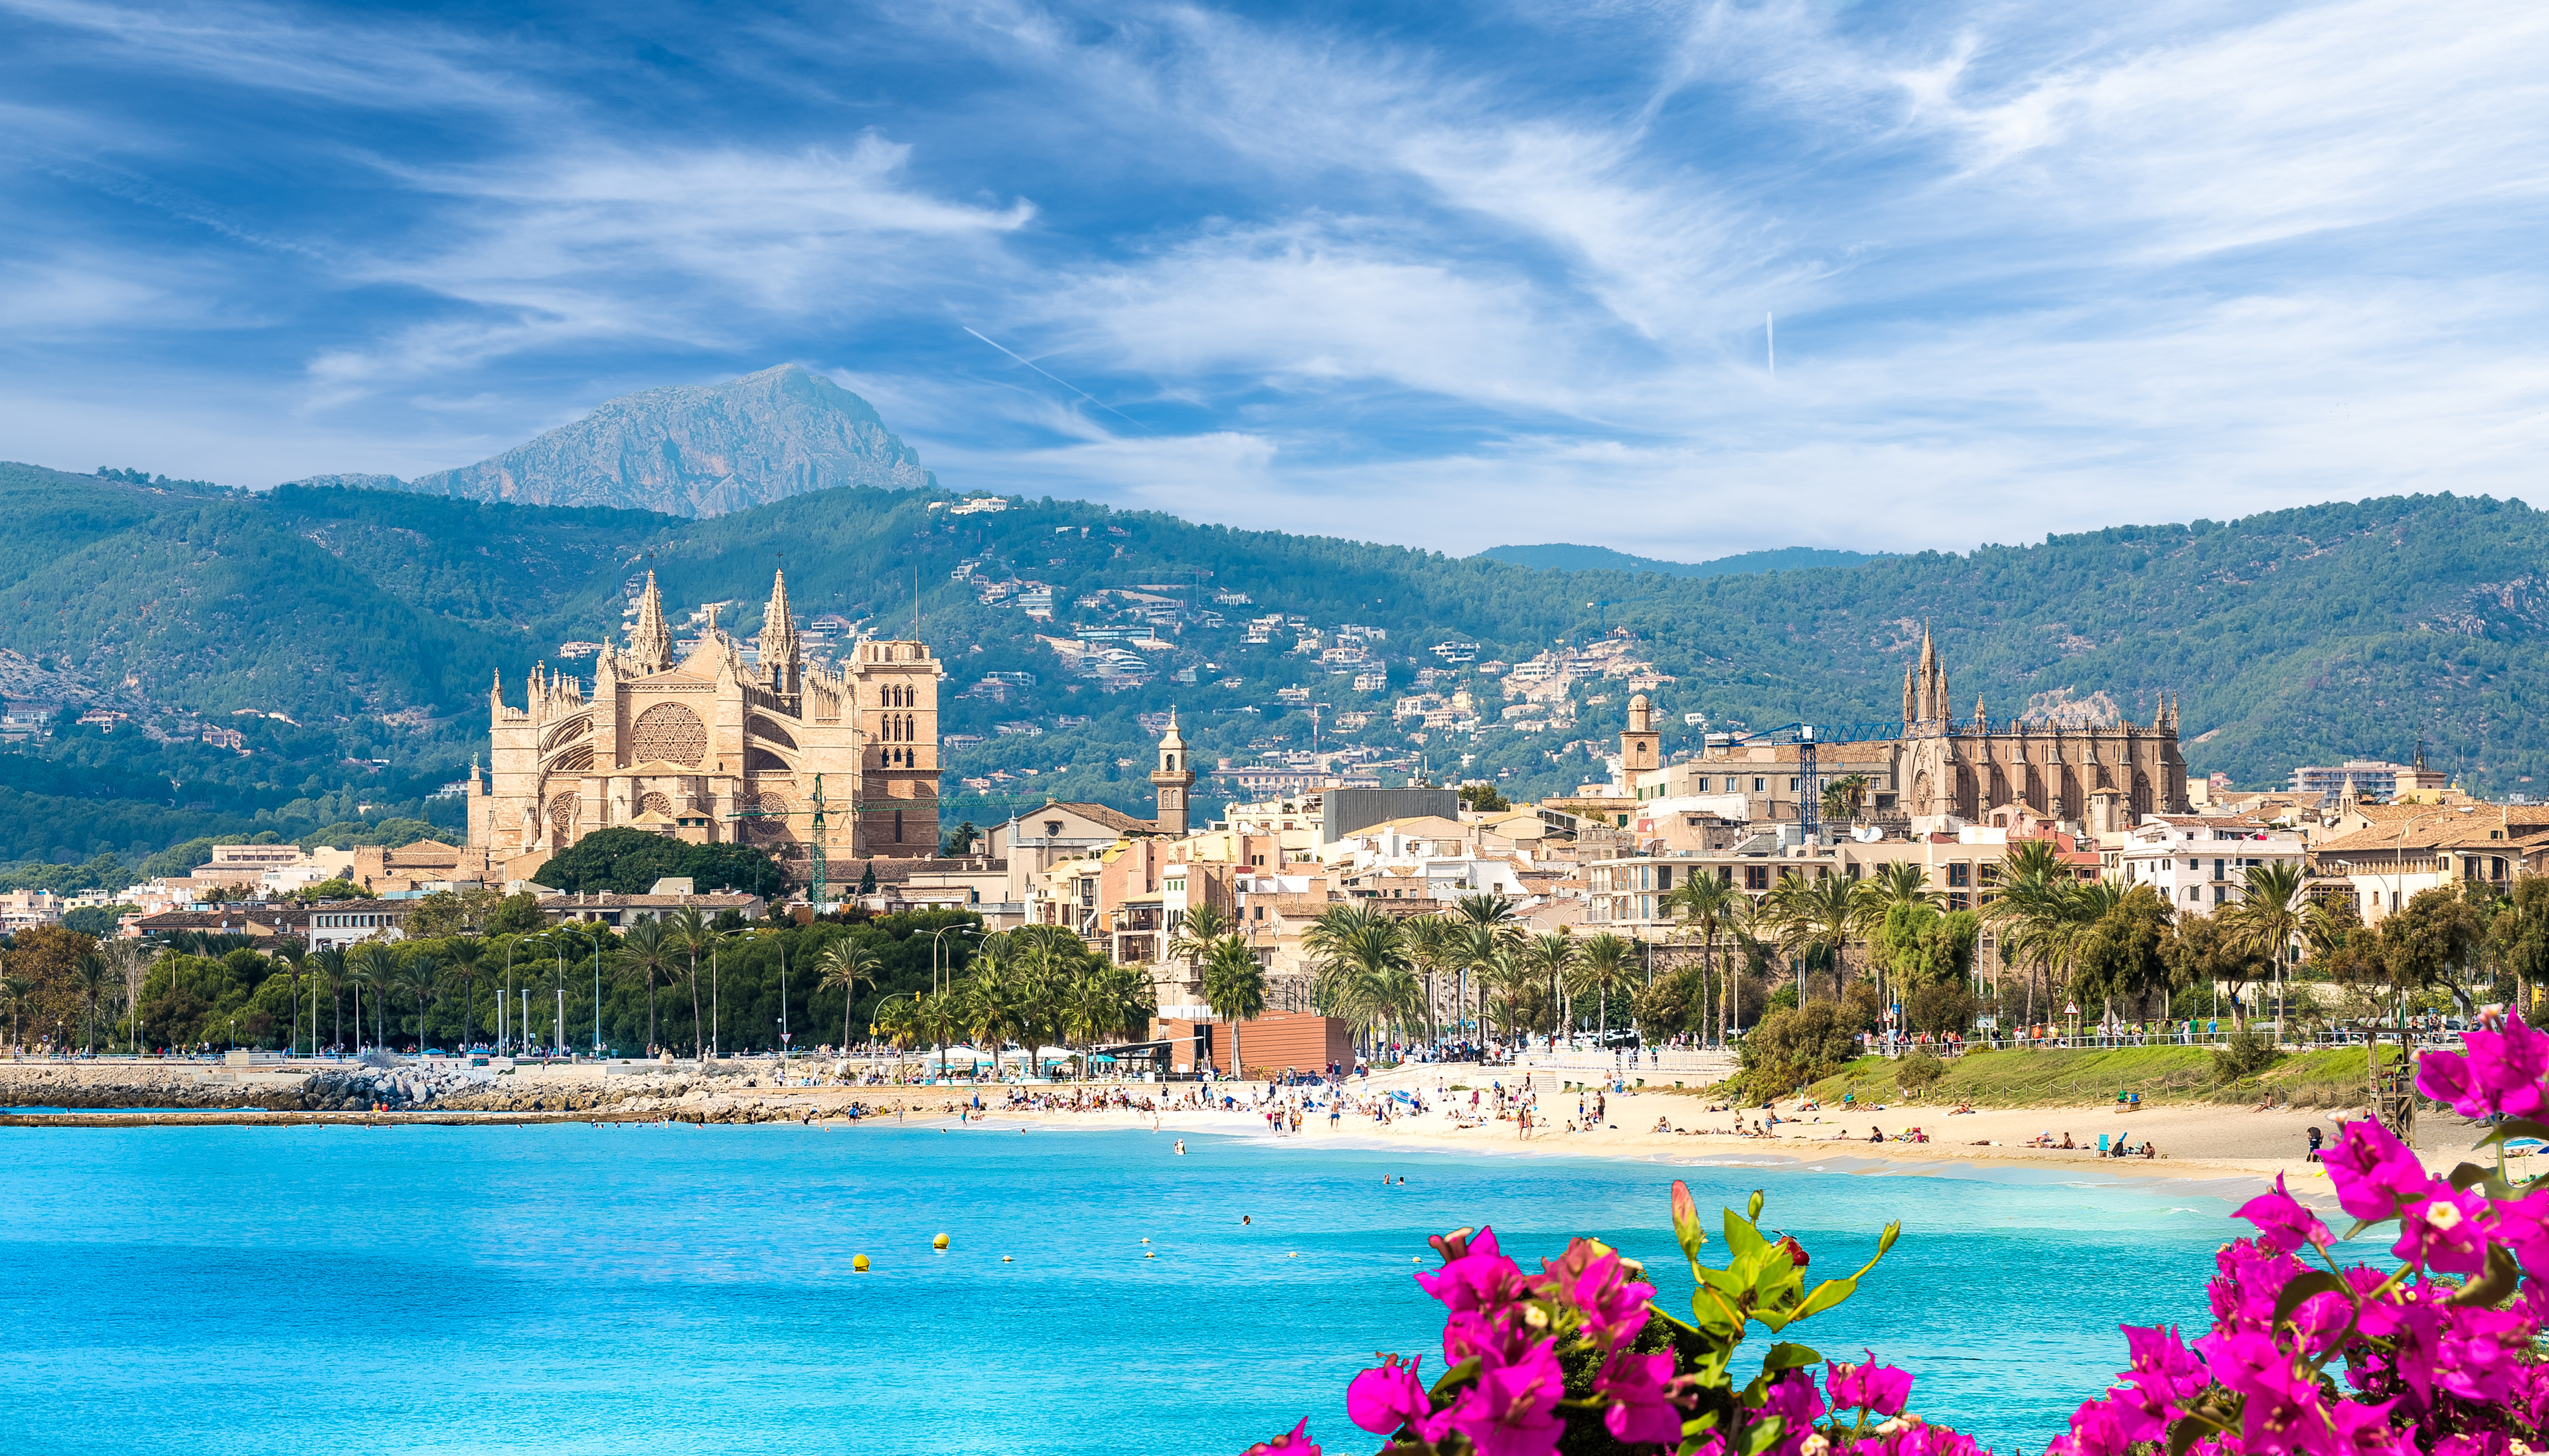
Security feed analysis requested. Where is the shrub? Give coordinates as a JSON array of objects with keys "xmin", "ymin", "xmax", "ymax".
[
  {"xmin": 2211, "ymin": 1027, "xmax": 2283, "ymax": 1084},
  {"xmin": 1737, "ymin": 1000, "xmax": 1859, "ymax": 1100},
  {"xmin": 1905, "ymin": 981, "xmax": 1975, "ymax": 1037},
  {"xmin": 1894, "ymin": 1051, "xmax": 1945, "ymax": 1095}
]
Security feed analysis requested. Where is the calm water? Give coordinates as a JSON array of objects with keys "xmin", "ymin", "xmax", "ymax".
[{"xmin": 0, "ymin": 1121, "xmax": 2240, "ymax": 1454}]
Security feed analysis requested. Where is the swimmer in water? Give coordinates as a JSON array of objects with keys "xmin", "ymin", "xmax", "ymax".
[{"xmin": 1174, "ymin": 1139, "xmax": 1187, "ymax": 1155}]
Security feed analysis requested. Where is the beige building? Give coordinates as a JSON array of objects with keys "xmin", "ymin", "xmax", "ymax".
[
  {"xmin": 470, "ymin": 569, "xmax": 943, "ymax": 886},
  {"xmin": 1623, "ymin": 630, "xmax": 2190, "ymax": 831}
]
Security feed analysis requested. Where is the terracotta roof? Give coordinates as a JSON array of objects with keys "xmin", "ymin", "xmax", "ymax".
[
  {"xmin": 2313, "ymin": 818, "xmax": 2549, "ymax": 854},
  {"xmin": 1047, "ymin": 800, "xmax": 1161, "ymax": 834}
]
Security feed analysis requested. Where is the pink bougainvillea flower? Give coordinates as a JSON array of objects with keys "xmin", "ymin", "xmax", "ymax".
[
  {"xmin": 1543, "ymin": 1241, "xmax": 1656, "ymax": 1349},
  {"xmin": 2319, "ymin": 1122, "xmax": 2431, "ymax": 1222},
  {"xmin": 1444, "ymin": 1337, "xmax": 1567, "ymax": 1456},
  {"xmin": 1596, "ymin": 1349, "xmax": 1690, "ymax": 1445},
  {"xmin": 2391, "ymin": 1183, "xmax": 2491, "ymax": 1275},
  {"xmin": 1441, "ymin": 1308, "xmax": 1547, "ymax": 1369},
  {"xmin": 2211, "ymin": 1240, "xmax": 2309, "ymax": 1335},
  {"xmin": 2048, "ymin": 1396, "xmax": 2137, "ymax": 1456},
  {"xmin": 2489, "ymin": 1189, "xmax": 2549, "ymax": 1279},
  {"xmin": 2199, "ymin": 1329, "xmax": 2327, "ymax": 1456},
  {"xmin": 2236, "ymin": 1175, "xmax": 2335, "ymax": 1256},
  {"xmin": 2321, "ymin": 1398, "xmax": 2406, "ymax": 1456},
  {"xmin": 1757, "ymin": 1368, "xmax": 1830, "ymax": 1456},
  {"xmin": 1241, "ymin": 1418, "xmax": 1321, "ymax": 1455},
  {"xmin": 2116, "ymin": 1324, "xmax": 2207, "ymax": 1431},
  {"xmin": 2433, "ymin": 1301, "xmax": 2536, "ymax": 1406},
  {"xmin": 2414, "ymin": 1016, "xmax": 2548, "ymax": 1120},
  {"xmin": 1827, "ymin": 1353, "xmax": 1916, "ymax": 1417},
  {"xmin": 1416, "ymin": 1226, "xmax": 1535, "ymax": 1317},
  {"xmin": 2340, "ymin": 1265, "xmax": 2407, "ymax": 1341},
  {"xmin": 1346, "ymin": 1355, "xmax": 1444, "ymax": 1441}
]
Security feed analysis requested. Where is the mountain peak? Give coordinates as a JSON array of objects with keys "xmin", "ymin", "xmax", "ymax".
[{"xmin": 384, "ymin": 364, "xmax": 934, "ymax": 517}]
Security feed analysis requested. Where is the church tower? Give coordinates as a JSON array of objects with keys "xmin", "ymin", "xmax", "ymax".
[
  {"xmin": 759, "ymin": 567, "xmax": 802, "ymax": 698},
  {"xmin": 1619, "ymin": 693, "xmax": 1661, "ymax": 785},
  {"xmin": 628, "ymin": 569, "xmax": 673, "ymax": 676},
  {"xmin": 1150, "ymin": 710, "xmax": 1196, "ymax": 835}
]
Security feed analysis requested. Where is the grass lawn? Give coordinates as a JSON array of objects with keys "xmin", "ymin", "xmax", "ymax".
[{"xmin": 1798, "ymin": 1045, "xmax": 2380, "ymax": 1110}]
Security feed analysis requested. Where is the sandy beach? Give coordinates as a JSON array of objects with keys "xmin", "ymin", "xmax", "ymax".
[{"xmin": 0, "ymin": 1058, "xmax": 2513, "ymax": 1208}]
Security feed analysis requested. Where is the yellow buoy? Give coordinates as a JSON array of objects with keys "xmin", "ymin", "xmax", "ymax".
[
  {"xmin": 932, "ymin": 1233, "xmax": 951, "ymax": 1251},
  {"xmin": 1144, "ymin": 1251, "xmax": 1155, "ymax": 1259},
  {"xmin": 1140, "ymin": 1237, "xmax": 1150, "ymax": 1244},
  {"xmin": 1002, "ymin": 1255, "xmax": 1014, "ymax": 1262},
  {"xmin": 853, "ymin": 1254, "xmax": 871, "ymax": 1272}
]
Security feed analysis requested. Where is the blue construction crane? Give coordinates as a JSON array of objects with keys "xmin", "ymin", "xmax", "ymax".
[{"xmin": 1716, "ymin": 720, "xmax": 1906, "ymax": 845}]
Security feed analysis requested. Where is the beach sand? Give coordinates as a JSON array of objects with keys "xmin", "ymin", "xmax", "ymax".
[{"xmin": 0, "ymin": 1059, "xmax": 2518, "ymax": 1205}]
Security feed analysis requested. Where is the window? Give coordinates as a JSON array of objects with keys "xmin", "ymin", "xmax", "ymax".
[
  {"xmin": 2187, "ymin": 887, "xmax": 2200, "ymax": 902},
  {"xmin": 1788, "ymin": 778, "xmax": 1798, "ymax": 791},
  {"xmin": 1043, "ymin": 820, "xmax": 1063, "ymax": 837},
  {"xmin": 1744, "ymin": 865, "xmax": 1770, "ymax": 891},
  {"xmin": 1253, "ymin": 905, "xmax": 1265, "ymax": 920},
  {"xmin": 1947, "ymin": 892, "xmax": 1970, "ymax": 911},
  {"xmin": 1947, "ymin": 863, "xmax": 1971, "ymax": 888},
  {"xmin": 2212, "ymin": 858, "xmax": 2225, "ymax": 880},
  {"xmin": 1658, "ymin": 866, "xmax": 1674, "ymax": 891},
  {"xmin": 2213, "ymin": 884, "xmax": 2228, "ymax": 905},
  {"xmin": 1752, "ymin": 777, "xmax": 1766, "ymax": 792}
]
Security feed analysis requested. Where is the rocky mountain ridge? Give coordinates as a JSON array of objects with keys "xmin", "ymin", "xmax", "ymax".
[{"xmin": 297, "ymin": 364, "xmax": 934, "ymax": 517}]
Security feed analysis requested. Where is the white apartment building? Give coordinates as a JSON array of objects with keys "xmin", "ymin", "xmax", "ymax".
[{"xmin": 2112, "ymin": 815, "xmax": 2304, "ymax": 912}]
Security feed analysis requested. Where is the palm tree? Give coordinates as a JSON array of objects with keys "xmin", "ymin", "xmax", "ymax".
[
  {"xmin": 1664, "ymin": 872, "xmax": 1740, "ymax": 1047},
  {"xmin": 70, "ymin": 951, "xmax": 113, "ymax": 1055},
  {"xmin": 666, "ymin": 907, "xmax": 716, "ymax": 1058},
  {"xmin": 347, "ymin": 942, "xmax": 396, "ymax": 1051},
  {"xmin": 2224, "ymin": 861, "xmax": 2309, "ymax": 1032},
  {"xmin": 1320, "ymin": 916, "xmax": 1419, "ymax": 1060},
  {"xmin": 1819, "ymin": 774, "xmax": 1871, "ymax": 824},
  {"xmin": 396, "ymin": 948, "xmax": 442, "ymax": 1051},
  {"xmin": 1166, "ymin": 903, "xmax": 1232, "ymax": 966},
  {"xmin": 816, "ymin": 938, "xmax": 884, "ymax": 1051},
  {"xmin": 311, "ymin": 948, "xmax": 347, "ymax": 1053},
  {"xmin": 0, "ymin": 974, "xmax": 31, "ymax": 1052},
  {"xmin": 271, "ymin": 938, "xmax": 307, "ymax": 1056},
  {"xmin": 615, "ymin": 921, "xmax": 678, "ymax": 1054},
  {"xmin": 1572, "ymin": 932, "xmax": 1635, "ymax": 1043},
  {"xmin": 1518, "ymin": 930, "xmax": 1577, "ymax": 1045},
  {"xmin": 1201, "ymin": 935, "xmax": 1267, "ymax": 1078},
  {"xmin": 443, "ymin": 936, "xmax": 487, "ymax": 1051}
]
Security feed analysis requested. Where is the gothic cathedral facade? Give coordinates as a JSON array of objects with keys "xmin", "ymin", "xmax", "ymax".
[{"xmin": 470, "ymin": 569, "xmax": 943, "ymax": 887}]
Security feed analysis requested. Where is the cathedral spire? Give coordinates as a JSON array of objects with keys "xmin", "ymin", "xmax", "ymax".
[
  {"xmin": 761, "ymin": 565, "xmax": 803, "ymax": 696},
  {"xmin": 629, "ymin": 568, "xmax": 672, "ymax": 674}
]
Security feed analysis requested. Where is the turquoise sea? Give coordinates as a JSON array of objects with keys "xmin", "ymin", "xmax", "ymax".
[{"xmin": 0, "ymin": 1120, "xmax": 2240, "ymax": 1454}]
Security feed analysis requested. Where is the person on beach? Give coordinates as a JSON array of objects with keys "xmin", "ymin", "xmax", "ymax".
[{"xmin": 2306, "ymin": 1126, "xmax": 2324, "ymax": 1162}]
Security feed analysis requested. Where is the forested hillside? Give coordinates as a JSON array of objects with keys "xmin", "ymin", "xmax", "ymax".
[{"xmin": 0, "ymin": 456, "xmax": 2539, "ymax": 874}]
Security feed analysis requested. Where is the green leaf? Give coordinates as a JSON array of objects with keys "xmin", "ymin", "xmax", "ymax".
[
  {"xmin": 1747, "ymin": 1189, "xmax": 1766, "ymax": 1222},
  {"xmin": 1796, "ymin": 1275, "xmax": 1860, "ymax": 1321},
  {"xmin": 2269, "ymin": 1270, "xmax": 2345, "ymax": 1331},
  {"xmin": 2167, "ymin": 1418, "xmax": 2207, "ymax": 1456},
  {"xmin": 2341, "ymin": 1217, "xmax": 2388, "ymax": 1242},
  {"xmin": 1724, "ymin": 1208, "xmax": 1768, "ymax": 1262},
  {"xmin": 1875, "ymin": 1220, "xmax": 1901, "ymax": 1258},
  {"xmin": 2475, "ymin": 1117, "xmax": 2549, "ymax": 1149},
  {"xmin": 1425, "ymin": 1356, "xmax": 1481, "ymax": 1400},
  {"xmin": 2447, "ymin": 1245, "xmax": 2520, "ymax": 1308},
  {"xmin": 1760, "ymin": 1342, "xmax": 1822, "ymax": 1372},
  {"xmin": 1742, "ymin": 1416, "xmax": 1788, "ymax": 1456},
  {"xmin": 2445, "ymin": 1162, "xmax": 2491, "ymax": 1193}
]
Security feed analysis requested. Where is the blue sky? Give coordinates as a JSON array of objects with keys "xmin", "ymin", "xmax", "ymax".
[{"xmin": 4, "ymin": 0, "xmax": 2545, "ymax": 559}]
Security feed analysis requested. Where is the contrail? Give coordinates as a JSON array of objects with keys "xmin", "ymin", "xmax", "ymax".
[{"xmin": 962, "ymin": 326, "xmax": 1147, "ymax": 432}]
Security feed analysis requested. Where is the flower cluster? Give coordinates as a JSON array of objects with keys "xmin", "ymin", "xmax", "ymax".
[
  {"xmin": 2048, "ymin": 1015, "xmax": 2549, "ymax": 1456},
  {"xmin": 1251, "ymin": 1183, "xmax": 1989, "ymax": 1456}
]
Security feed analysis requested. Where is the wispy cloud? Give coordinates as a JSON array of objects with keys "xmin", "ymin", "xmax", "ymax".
[{"xmin": 0, "ymin": 0, "xmax": 2544, "ymax": 553}]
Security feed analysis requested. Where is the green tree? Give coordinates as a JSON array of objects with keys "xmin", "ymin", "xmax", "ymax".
[
  {"xmin": 815, "ymin": 937, "xmax": 883, "ymax": 1051},
  {"xmin": 1571, "ymin": 932, "xmax": 1635, "ymax": 1041},
  {"xmin": 2380, "ymin": 886, "xmax": 2487, "ymax": 1016},
  {"xmin": 615, "ymin": 920, "xmax": 678, "ymax": 1053},
  {"xmin": 1665, "ymin": 871, "xmax": 1741, "ymax": 1047},
  {"xmin": 1201, "ymin": 936, "xmax": 1267, "ymax": 1076}
]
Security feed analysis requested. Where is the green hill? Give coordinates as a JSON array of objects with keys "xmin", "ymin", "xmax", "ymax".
[{"xmin": 0, "ymin": 459, "xmax": 2540, "ymax": 870}]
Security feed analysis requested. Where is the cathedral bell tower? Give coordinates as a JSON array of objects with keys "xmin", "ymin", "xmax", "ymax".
[
  {"xmin": 1619, "ymin": 693, "xmax": 1661, "ymax": 788},
  {"xmin": 1150, "ymin": 710, "xmax": 1196, "ymax": 835}
]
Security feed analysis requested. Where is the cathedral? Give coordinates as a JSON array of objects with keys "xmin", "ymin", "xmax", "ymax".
[
  {"xmin": 1892, "ymin": 628, "xmax": 2189, "ymax": 827},
  {"xmin": 469, "ymin": 569, "xmax": 941, "ymax": 887}
]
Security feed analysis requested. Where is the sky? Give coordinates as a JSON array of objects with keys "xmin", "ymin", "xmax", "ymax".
[{"xmin": 3, "ymin": 0, "xmax": 2546, "ymax": 559}]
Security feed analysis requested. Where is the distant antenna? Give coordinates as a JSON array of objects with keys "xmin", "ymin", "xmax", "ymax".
[{"xmin": 1767, "ymin": 313, "xmax": 1775, "ymax": 375}]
